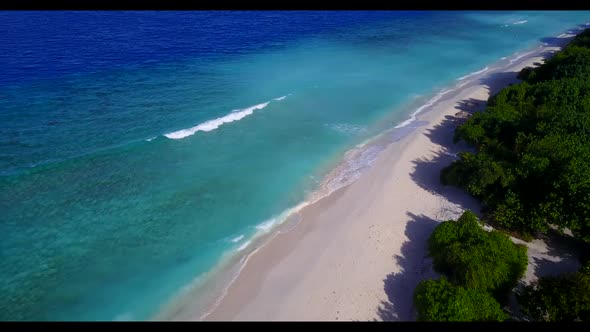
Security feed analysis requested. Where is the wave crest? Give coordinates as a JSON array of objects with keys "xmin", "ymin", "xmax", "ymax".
[
  {"xmin": 394, "ymin": 81, "xmax": 469, "ymax": 129},
  {"xmin": 230, "ymin": 235, "xmax": 244, "ymax": 243},
  {"xmin": 457, "ymin": 66, "xmax": 489, "ymax": 81},
  {"xmin": 164, "ymin": 95, "xmax": 289, "ymax": 140}
]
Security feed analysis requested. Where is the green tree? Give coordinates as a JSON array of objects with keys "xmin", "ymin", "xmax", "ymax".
[
  {"xmin": 517, "ymin": 263, "xmax": 590, "ymax": 321},
  {"xmin": 443, "ymin": 28, "xmax": 590, "ymax": 242},
  {"xmin": 428, "ymin": 211, "xmax": 528, "ymax": 301},
  {"xmin": 414, "ymin": 277, "xmax": 508, "ymax": 321}
]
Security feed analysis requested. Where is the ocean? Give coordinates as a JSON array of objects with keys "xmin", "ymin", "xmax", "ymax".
[{"xmin": 1, "ymin": 11, "xmax": 589, "ymax": 321}]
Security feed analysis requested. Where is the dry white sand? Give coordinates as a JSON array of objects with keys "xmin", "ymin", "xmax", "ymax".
[{"xmin": 169, "ymin": 32, "xmax": 584, "ymax": 322}]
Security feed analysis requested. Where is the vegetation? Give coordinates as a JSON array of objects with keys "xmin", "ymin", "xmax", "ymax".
[
  {"xmin": 415, "ymin": 29, "xmax": 590, "ymax": 322},
  {"xmin": 517, "ymin": 263, "xmax": 590, "ymax": 321},
  {"xmin": 414, "ymin": 211, "xmax": 526, "ymax": 321},
  {"xmin": 441, "ymin": 29, "xmax": 590, "ymax": 242},
  {"xmin": 428, "ymin": 211, "xmax": 528, "ymax": 302},
  {"xmin": 414, "ymin": 277, "xmax": 508, "ymax": 322}
]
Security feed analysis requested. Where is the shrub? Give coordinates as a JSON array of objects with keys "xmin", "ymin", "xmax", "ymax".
[
  {"xmin": 428, "ymin": 211, "xmax": 528, "ymax": 301},
  {"xmin": 441, "ymin": 152, "xmax": 512, "ymax": 204},
  {"xmin": 414, "ymin": 277, "xmax": 508, "ymax": 321},
  {"xmin": 517, "ymin": 263, "xmax": 590, "ymax": 321},
  {"xmin": 517, "ymin": 66, "xmax": 536, "ymax": 81}
]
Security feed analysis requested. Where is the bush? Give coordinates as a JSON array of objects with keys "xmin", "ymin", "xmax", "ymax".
[
  {"xmin": 414, "ymin": 277, "xmax": 508, "ymax": 321},
  {"xmin": 428, "ymin": 211, "xmax": 528, "ymax": 301},
  {"xmin": 440, "ymin": 152, "xmax": 513, "ymax": 203},
  {"xmin": 517, "ymin": 66, "xmax": 536, "ymax": 81},
  {"xmin": 517, "ymin": 263, "xmax": 590, "ymax": 321},
  {"xmin": 569, "ymin": 28, "xmax": 590, "ymax": 49}
]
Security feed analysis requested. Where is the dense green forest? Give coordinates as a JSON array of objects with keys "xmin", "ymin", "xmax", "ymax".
[
  {"xmin": 415, "ymin": 29, "xmax": 590, "ymax": 321},
  {"xmin": 442, "ymin": 28, "xmax": 590, "ymax": 242}
]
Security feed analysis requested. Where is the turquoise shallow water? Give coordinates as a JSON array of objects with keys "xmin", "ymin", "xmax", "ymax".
[{"xmin": 1, "ymin": 11, "xmax": 590, "ymax": 321}]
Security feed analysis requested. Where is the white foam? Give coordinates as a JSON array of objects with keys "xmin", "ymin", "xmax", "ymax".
[
  {"xmin": 164, "ymin": 102, "xmax": 270, "ymax": 139},
  {"xmin": 509, "ymin": 50, "xmax": 537, "ymax": 65},
  {"xmin": 255, "ymin": 218, "xmax": 277, "ymax": 233},
  {"xmin": 236, "ymin": 241, "xmax": 251, "ymax": 251},
  {"xmin": 230, "ymin": 235, "xmax": 244, "ymax": 243},
  {"xmin": 457, "ymin": 66, "xmax": 489, "ymax": 81},
  {"xmin": 501, "ymin": 57, "xmax": 508, "ymax": 60},
  {"xmin": 164, "ymin": 95, "xmax": 289, "ymax": 140},
  {"xmin": 394, "ymin": 96, "xmax": 441, "ymax": 128},
  {"xmin": 198, "ymin": 229, "xmax": 280, "ymax": 320},
  {"xmin": 146, "ymin": 136, "xmax": 156, "ymax": 142},
  {"xmin": 394, "ymin": 81, "xmax": 469, "ymax": 129},
  {"xmin": 512, "ymin": 20, "xmax": 528, "ymax": 25},
  {"xmin": 250, "ymin": 201, "xmax": 311, "ymax": 239}
]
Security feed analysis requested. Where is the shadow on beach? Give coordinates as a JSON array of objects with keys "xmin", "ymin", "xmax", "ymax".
[
  {"xmin": 532, "ymin": 229, "xmax": 582, "ymax": 277},
  {"xmin": 409, "ymin": 70, "xmax": 524, "ymax": 217},
  {"xmin": 407, "ymin": 38, "xmax": 567, "ymax": 213},
  {"xmin": 374, "ymin": 71, "xmax": 527, "ymax": 321},
  {"xmin": 374, "ymin": 213, "xmax": 584, "ymax": 321},
  {"xmin": 375, "ymin": 213, "xmax": 439, "ymax": 321},
  {"xmin": 509, "ymin": 229, "xmax": 582, "ymax": 320}
]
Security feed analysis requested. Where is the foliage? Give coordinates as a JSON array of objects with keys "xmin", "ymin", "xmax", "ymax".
[
  {"xmin": 528, "ymin": 47, "xmax": 590, "ymax": 83},
  {"xmin": 428, "ymin": 211, "xmax": 528, "ymax": 301},
  {"xmin": 442, "ymin": 29, "xmax": 590, "ymax": 241},
  {"xmin": 414, "ymin": 277, "xmax": 508, "ymax": 321},
  {"xmin": 517, "ymin": 263, "xmax": 590, "ymax": 321},
  {"xmin": 569, "ymin": 29, "xmax": 590, "ymax": 48}
]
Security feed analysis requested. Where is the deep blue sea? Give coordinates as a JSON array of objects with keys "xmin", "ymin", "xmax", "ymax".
[{"xmin": 1, "ymin": 11, "xmax": 589, "ymax": 321}]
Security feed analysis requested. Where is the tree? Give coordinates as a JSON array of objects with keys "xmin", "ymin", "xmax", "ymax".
[
  {"xmin": 517, "ymin": 263, "xmax": 590, "ymax": 321},
  {"xmin": 428, "ymin": 211, "xmax": 528, "ymax": 301},
  {"xmin": 414, "ymin": 277, "xmax": 508, "ymax": 321},
  {"xmin": 442, "ymin": 28, "xmax": 590, "ymax": 242}
]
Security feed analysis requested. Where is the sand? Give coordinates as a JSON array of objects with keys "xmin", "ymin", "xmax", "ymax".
[{"xmin": 171, "ymin": 31, "xmax": 584, "ymax": 322}]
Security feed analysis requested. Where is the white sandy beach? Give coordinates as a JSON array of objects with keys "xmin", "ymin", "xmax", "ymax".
[{"xmin": 168, "ymin": 33, "xmax": 583, "ymax": 322}]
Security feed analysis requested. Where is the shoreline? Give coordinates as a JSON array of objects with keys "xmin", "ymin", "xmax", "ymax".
[{"xmin": 160, "ymin": 28, "xmax": 584, "ymax": 321}]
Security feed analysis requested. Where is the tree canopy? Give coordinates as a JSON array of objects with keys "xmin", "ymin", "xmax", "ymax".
[
  {"xmin": 517, "ymin": 263, "xmax": 590, "ymax": 321},
  {"xmin": 442, "ymin": 29, "xmax": 590, "ymax": 242},
  {"xmin": 428, "ymin": 211, "xmax": 528, "ymax": 301},
  {"xmin": 414, "ymin": 277, "xmax": 508, "ymax": 322},
  {"xmin": 413, "ymin": 211, "xmax": 527, "ymax": 321}
]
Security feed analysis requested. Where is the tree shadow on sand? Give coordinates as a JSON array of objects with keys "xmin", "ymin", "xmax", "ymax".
[
  {"xmin": 375, "ymin": 212, "xmax": 439, "ymax": 321},
  {"xmin": 409, "ymin": 69, "xmax": 530, "ymax": 218},
  {"xmin": 408, "ymin": 116, "xmax": 480, "ymax": 218},
  {"xmin": 533, "ymin": 230, "xmax": 581, "ymax": 276},
  {"xmin": 374, "ymin": 69, "xmax": 529, "ymax": 321},
  {"xmin": 508, "ymin": 230, "xmax": 583, "ymax": 320},
  {"xmin": 410, "ymin": 51, "xmax": 559, "ymax": 202},
  {"xmin": 479, "ymin": 71, "xmax": 522, "ymax": 95}
]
